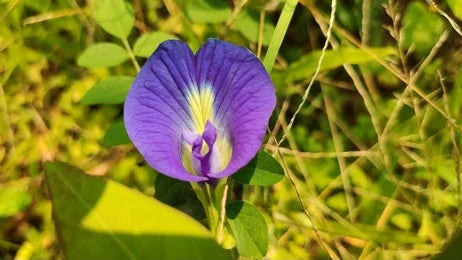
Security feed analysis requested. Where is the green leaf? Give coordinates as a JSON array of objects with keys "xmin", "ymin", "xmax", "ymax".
[
  {"xmin": 78, "ymin": 43, "xmax": 128, "ymax": 68},
  {"xmin": 45, "ymin": 162, "xmax": 231, "ymax": 260},
  {"xmin": 103, "ymin": 118, "xmax": 130, "ymax": 147},
  {"xmin": 447, "ymin": 0, "xmax": 462, "ymax": 20},
  {"xmin": 226, "ymin": 201, "xmax": 268, "ymax": 259},
  {"xmin": 185, "ymin": 0, "xmax": 231, "ymax": 23},
  {"xmin": 133, "ymin": 32, "xmax": 178, "ymax": 58},
  {"xmin": 235, "ymin": 9, "xmax": 275, "ymax": 46},
  {"xmin": 82, "ymin": 76, "xmax": 134, "ymax": 105},
  {"xmin": 271, "ymin": 47, "xmax": 396, "ymax": 86},
  {"xmin": 231, "ymin": 150, "xmax": 284, "ymax": 186},
  {"xmin": 154, "ymin": 174, "xmax": 206, "ymax": 221},
  {"xmin": 95, "ymin": 0, "xmax": 134, "ymax": 39},
  {"xmin": 0, "ymin": 179, "xmax": 31, "ymax": 218},
  {"xmin": 155, "ymin": 174, "xmax": 194, "ymax": 206}
]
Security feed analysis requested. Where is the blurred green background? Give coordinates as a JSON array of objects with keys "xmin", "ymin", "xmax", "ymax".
[{"xmin": 1, "ymin": 0, "xmax": 462, "ymax": 259}]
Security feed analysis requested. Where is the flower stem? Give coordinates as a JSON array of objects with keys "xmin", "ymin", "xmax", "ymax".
[
  {"xmin": 204, "ymin": 184, "xmax": 219, "ymax": 234},
  {"xmin": 191, "ymin": 181, "xmax": 230, "ymax": 245},
  {"xmin": 191, "ymin": 183, "xmax": 219, "ymax": 235},
  {"xmin": 122, "ymin": 38, "xmax": 140, "ymax": 72}
]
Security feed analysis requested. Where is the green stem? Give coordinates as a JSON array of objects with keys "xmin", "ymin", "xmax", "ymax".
[
  {"xmin": 122, "ymin": 38, "xmax": 140, "ymax": 72},
  {"xmin": 205, "ymin": 184, "xmax": 219, "ymax": 235},
  {"xmin": 191, "ymin": 181, "xmax": 233, "ymax": 247},
  {"xmin": 191, "ymin": 183, "xmax": 219, "ymax": 235}
]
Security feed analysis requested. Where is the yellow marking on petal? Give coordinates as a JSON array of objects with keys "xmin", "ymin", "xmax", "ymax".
[
  {"xmin": 181, "ymin": 145, "xmax": 194, "ymax": 174},
  {"xmin": 216, "ymin": 134, "xmax": 232, "ymax": 170},
  {"xmin": 182, "ymin": 85, "xmax": 233, "ymax": 175},
  {"xmin": 201, "ymin": 142, "xmax": 210, "ymax": 155},
  {"xmin": 186, "ymin": 86, "xmax": 214, "ymax": 133}
]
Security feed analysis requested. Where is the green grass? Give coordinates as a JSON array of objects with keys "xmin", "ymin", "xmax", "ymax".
[{"xmin": 1, "ymin": 0, "xmax": 462, "ymax": 259}]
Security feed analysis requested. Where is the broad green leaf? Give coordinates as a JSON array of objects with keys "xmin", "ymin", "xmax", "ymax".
[
  {"xmin": 226, "ymin": 201, "xmax": 268, "ymax": 259},
  {"xmin": 103, "ymin": 118, "xmax": 130, "ymax": 147},
  {"xmin": 78, "ymin": 43, "xmax": 128, "ymax": 68},
  {"xmin": 95, "ymin": 0, "xmax": 134, "ymax": 39},
  {"xmin": 402, "ymin": 2, "xmax": 445, "ymax": 56},
  {"xmin": 154, "ymin": 174, "xmax": 206, "ymax": 221},
  {"xmin": 45, "ymin": 162, "xmax": 231, "ymax": 260},
  {"xmin": 235, "ymin": 9, "xmax": 275, "ymax": 46},
  {"xmin": 133, "ymin": 32, "xmax": 178, "ymax": 58},
  {"xmin": 271, "ymin": 47, "xmax": 396, "ymax": 86},
  {"xmin": 231, "ymin": 150, "xmax": 284, "ymax": 186},
  {"xmin": 82, "ymin": 76, "xmax": 134, "ymax": 105},
  {"xmin": 447, "ymin": 0, "xmax": 462, "ymax": 19},
  {"xmin": 0, "ymin": 179, "xmax": 31, "ymax": 218},
  {"xmin": 155, "ymin": 174, "xmax": 193, "ymax": 206},
  {"xmin": 185, "ymin": 0, "xmax": 231, "ymax": 23}
]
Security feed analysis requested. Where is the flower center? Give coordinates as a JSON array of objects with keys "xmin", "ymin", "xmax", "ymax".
[
  {"xmin": 181, "ymin": 85, "xmax": 233, "ymax": 177},
  {"xmin": 182, "ymin": 121, "xmax": 223, "ymax": 177}
]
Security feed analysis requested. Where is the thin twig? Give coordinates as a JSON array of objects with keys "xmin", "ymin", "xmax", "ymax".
[
  {"xmin": 133, "ymin": 0, "xmax": 147, "ymax": 33},
  {"xmin": 265, "ymin": 145, "xmax": 379, "ymax": 158},
  {"xmin": 161, "ymin": 0, "xmax": 200, "ymax": 42},
  {"xmin": 225, "ymin": 0, "xmax": 249, "ymax": 30},
  {"xmin": 278, "ymin": 0, "xmax": 337, "ymax": 146},
  {"xmin": 267, "ymin": 98, "xmax": 289, "ymax": 146},
  {"xmin": 311, "ymin": 1, "xmax": 384, "ymax": 163},
  {"xmin": 359, "ymin": 182, "xmax": 402, "ymax": 259},
  {"xmin": 0, "ymin": 0, "xmax": 19, "ymax": 22},
  {"xmin": 266, "ymin": 127, "xmax": 337, "ymax": 259},
  {"xmin": 380, "ymin": 31, "xmax": 450, "ymax": 157},
  {"xmin": 257, "ymin": 10, "xmax": 265, "ymax": 59},
  {"xmin": 22, "ymin": 8, "xmax": 83, "ymax": 25},
  {"xmin": 322, "ymin": 86, "xmax": 356, "ymax": 222},
  {"xmin": 277, "ymin": 114, "xmax": 317, "ymax": 194},
  {"xmin": 387, "ymin": 0, "xmax": 408, "ymax": 76},
  {"xmin": 361, "ymin": 0, "xmax": 371, "ymax": 45},
  {"xmin": 217, "ymin": 183, "xmax": 229, "ymax": 244},
  {"xmin": 439, "ymin": 71, "xmax": 462, "ymax": 227},
  {"xmin": 425, "ymin": 0, "xmax": 462, "ymax": 37},
  {"xmin": 303, "ymin": 1, "xmax": 460, "ymax": 129}
]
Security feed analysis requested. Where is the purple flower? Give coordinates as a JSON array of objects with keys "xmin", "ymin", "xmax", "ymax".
[{"xmin": 124, "ymin": 39, "xmax": 276, "ymax": 182}]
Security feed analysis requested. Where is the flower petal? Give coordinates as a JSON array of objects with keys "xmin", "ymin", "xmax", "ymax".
[
  {"xmin": 124, "ymin": 40, "xmax": 207, "ymax": 182},
  {"xmin": 125, "ymin": 38, "xmax": 276, "ymax": 182},
  {"xmin": 195, "ymin": 39, "xmax": 276, "ymax": 179}
]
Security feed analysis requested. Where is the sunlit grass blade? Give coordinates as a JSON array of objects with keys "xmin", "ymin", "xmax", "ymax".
[{"xmin": 262, "ymin": 0, "xmax": 298, "ymax": 73}]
